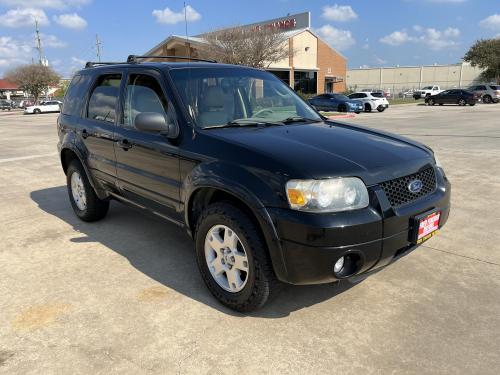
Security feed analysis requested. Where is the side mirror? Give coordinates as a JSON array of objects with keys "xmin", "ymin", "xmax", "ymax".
[{"xmin": 134, "ymin": 112, "xmax": 179, "ymax": 138}]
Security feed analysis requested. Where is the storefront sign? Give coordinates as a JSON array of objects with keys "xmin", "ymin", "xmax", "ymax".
[{"xmin": 246, "ymin": 12, "xmax": 310, "ymax": 32}]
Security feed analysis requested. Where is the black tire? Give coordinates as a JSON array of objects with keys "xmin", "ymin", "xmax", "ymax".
[
  {"xmin": 364, "ymin": 103, "xmax": 372, "ymax": 112},
  {"xmin": 458, "ymin": 98, "xmax": 466, "ymax": 106},
  {"xmin": 483, "ymin": 95, "xmax": 492, "ymax": 104},
  {"xmin": 493, "ymin": 98, "xmax": 499, "ymax": 104},
  {"xmin": 33, "ymin": 108, "xmax": 41, "ymax": 114},
  {"xmin": 377, "ymin": 106, "xmax": 386, "ymax": 112},
  {"xmin": 469, "ymin": 103, "xmax": 475, "ymax": 106},
  {"xmin": 338, "ymin": 104, "xmax": 347, "ymax": 112},
  {"xmin": 66, "ymin": 160, "xmax": 109, "ymax": 222},
  {"xmin": 428, "ymin": 99, "xmax": 435, "ymax": 106},
  {"xmin": 354, "ymin": 111, "xmax": 360, "ymax": 114},
  {"xmin": 439, "ymin": 103, "xmax": 443, "ymax": 106},
  {"xmin": 195, "ymin": 202, "xmax": 278, "ymax": 312}
]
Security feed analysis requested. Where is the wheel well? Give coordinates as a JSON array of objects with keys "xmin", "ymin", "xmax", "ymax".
[
  {"xmin": 188, "ymin": 188, "xmax": 263, "ymax": 237},
  {"xmin": 60, "ymin": 148, "xmax": 79, "ymax": 175}
]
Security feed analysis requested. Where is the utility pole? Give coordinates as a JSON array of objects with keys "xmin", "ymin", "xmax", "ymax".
[
  {"xmin": 95, "ymin": 34, "xmax": 102, "ymax": 62},
  {"xmin": 34, "ymin": 18, "xmax": 44, "ymax": 65}
]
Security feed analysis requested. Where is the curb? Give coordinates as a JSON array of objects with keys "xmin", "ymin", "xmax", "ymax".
[{"xmin": 327, "ymin": 113, "xmax": 356, "ymax": 119}]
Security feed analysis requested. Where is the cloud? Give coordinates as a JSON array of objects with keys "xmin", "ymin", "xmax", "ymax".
[
  {"xmin": 315, "ymin": 24, "xmax": 355, "ymax": 50},
  {"xmin": 321, "ymin": 4, "xmax": 358, "ymax": 22},
  {"xmin": 152, "ymin": 5, "xmax": 201, "ymax": 25},
  {"xmin": 0, "ymin": 36, "xmax": 32, "ymax": 69},
  {"xmin": 380, "ymin": 30, "xmax": 413, "ymax": 46},
  {"xmin": 41, "ymin": 34, "xmax": 67, "ymax": 48},
  {"xmin": 71, "ymin": 56, "xmax": 86, "ymax": 65},
  {"xmin": 479, "ymin": 14, "xmax": 500, "ymax": 31},
  {"xmin": 0, "ymin": 8, "xmax": 49, "ymax": 27},
  {"xmin": 379, "ymin": 26, "xmax": 460, "ymax": 50},
  {"xmin": 374, "ymin": 56, "xmax": 387, "ymax": 65},
  {"xmin": 0, "ymin": 0, "xmax": 90, "ymax": 8},
  {"xmin": 53, "ymin": 13, "xmax": 87, "ymax": 29}
]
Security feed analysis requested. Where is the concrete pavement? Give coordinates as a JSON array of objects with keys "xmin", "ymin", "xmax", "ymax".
[{"xmin": 0, "ymin": 105, "xmax": 499, "ymax": 374}]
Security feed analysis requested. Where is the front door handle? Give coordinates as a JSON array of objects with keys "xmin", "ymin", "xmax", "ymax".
[{"xmin": 117, "ymin": 139, "xmax": 133, "ymax": 150}]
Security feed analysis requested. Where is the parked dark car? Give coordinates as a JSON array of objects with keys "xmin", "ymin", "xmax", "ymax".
[
  {"xmin": 58, "ymin": 56, "xmax": 450, "ymax": 312},
  {"xmin": 308, "ymin": 93, "xmax": 363, "ymax": 113},
  {"xmin": 425, "ymin": 89, "xmax": 478, "ymax": 106},
  {"xmin": 0, "ymin": 100, "xmax": 12, "ymax": 111}
]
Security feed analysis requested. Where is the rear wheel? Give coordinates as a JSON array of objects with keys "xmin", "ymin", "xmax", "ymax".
[
  {"xmin": 458, "ymin": 98, "xmax": 466, "ymax": 106},
  {"xmin": 364, "ymin": 103, "xmax": 372, "ymax": 112},
  {"xmin": 33, "ymin": 108, "xmax": 41, "ymax": 114},
  {"xmin": 67, "ymin": 160, "xmax": 109, "ymax": 222},
  {"xmin": 195, "ymin": 202, "xmax": 278, "ymax": 312},
  {"xmin": 377, "ymin": 106, "xmax": 386, "ymax": 112},
  {"xmin": 483, "ymin": 95, "xmax": 492, "ymax": 104},
  {"xmin": 469, "ymin": 103, "xmax": 476, "ymax": 106}
]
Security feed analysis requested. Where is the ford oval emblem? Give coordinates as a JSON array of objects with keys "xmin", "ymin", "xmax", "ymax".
[{"xmin": 408, "ymin": 179, "xmax": 423, "ymax": 193}]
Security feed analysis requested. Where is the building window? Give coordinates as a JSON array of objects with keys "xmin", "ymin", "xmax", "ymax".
[
  {"xmin": 268, "ymin": 70, "xmax": 290, "ymax": 86},
  {"xmin": 294, "ymin": 71, "xmax": 317, "ymax": 94}
]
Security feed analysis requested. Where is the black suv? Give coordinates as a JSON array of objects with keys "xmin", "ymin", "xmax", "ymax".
[{"xmin": 58, "ymin": 56, "xmax": 451, "ymax": 312}]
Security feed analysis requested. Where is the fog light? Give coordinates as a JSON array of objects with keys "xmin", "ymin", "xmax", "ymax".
[{"xmin": 334, "ymin": 256, "xmax": 345, "ymax": 273}]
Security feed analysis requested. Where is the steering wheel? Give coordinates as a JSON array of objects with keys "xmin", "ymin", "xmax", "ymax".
[{"xmin": 254, "ymin": 108, "xmax": 274, "ymax": 118}]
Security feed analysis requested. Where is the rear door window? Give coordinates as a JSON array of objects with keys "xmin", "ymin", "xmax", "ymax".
[{"xmin": 87, "ymin": 74, "xmax": 122, "ymax": 123}]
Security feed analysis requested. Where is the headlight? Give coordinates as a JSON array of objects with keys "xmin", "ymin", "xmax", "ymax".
[{"xmin": 286, "ymin": 177, "xmax": 369, "ymax": 212}]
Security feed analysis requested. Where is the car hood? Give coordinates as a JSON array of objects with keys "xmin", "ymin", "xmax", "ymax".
[
  {"xmin": 345, "ymin": 99, "xmax": 363, "ymax": 106},
  {"xmin": 206, "ymin": 121, "xmax": 433, "ymax": 185}
]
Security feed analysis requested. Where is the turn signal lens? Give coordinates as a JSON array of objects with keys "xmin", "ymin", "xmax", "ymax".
[{"xmin": 287, "ymin": 188, "xmax": 306, "ymax": 207}]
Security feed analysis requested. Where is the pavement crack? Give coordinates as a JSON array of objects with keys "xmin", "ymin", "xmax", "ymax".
[{"xmin": 423, "ymin": 245, "xmax": 500, "ymax": 267}]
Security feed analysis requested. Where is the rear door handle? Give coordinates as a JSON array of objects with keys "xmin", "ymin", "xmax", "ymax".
[{"xmin": 117, "ymin": 139, "xmax": 133, "ymax": 150}]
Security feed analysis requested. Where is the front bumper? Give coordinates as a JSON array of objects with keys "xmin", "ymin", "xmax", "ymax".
[{"xmin": 265, "ymin": 167, "xmax": 451, "ymax": 284}]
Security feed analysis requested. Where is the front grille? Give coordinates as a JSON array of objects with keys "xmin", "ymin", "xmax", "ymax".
[{"xmin": 379, "ymin": 167, "xmax": 437, "ymax": 207}]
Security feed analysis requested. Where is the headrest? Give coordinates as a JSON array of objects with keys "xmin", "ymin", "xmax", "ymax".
[{"xmin": 204, "ymin": 86, "xmax": 224, "ymax": 108}]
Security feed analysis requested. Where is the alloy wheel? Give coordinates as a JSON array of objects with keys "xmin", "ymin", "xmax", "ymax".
[
  {"xmin": 70, "ymin": 171, "xmax": 87, "ymax": 210},
  {"xmin": 204, "ymin": 224, "xmax": 249, "ymax": 293}
]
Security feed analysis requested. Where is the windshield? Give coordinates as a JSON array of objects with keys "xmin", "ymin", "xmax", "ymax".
[
  {"xmin": 169, "ymin": 67, "xmax": 321, "ymax": 129},
  {"xmin": 332, "ymin": 94, "xmax": 350, "ymax": 100}
]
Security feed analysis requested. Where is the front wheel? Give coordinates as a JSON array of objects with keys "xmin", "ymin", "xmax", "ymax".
[
  {"xmin": 428, "ymin": 99, "xmax": 435, "ymax": 106},
  {"xmin": 33, "ymin": 108, "xmax": 41, "ymax": 114},
  {"xmin": 67, "ymin": 160, "xmax": 109, "ymax": 222},
  {"xmin": 469, "ymin": 103, "xmax": 476, "ymax": 106},
  {"xmin": 195, "ymin": 202, "xmax": 278, "ymax": 312},
  {"xmin": 482, "ymin": 95, "xmax": 492, "ymax": 104},
  {"xmin": 458, "ymin": 98, "xmax": 466, "ymax": 106},
  {"xmin": 377, "ymin": 106, "xmax": 386, "ymax": 112}
]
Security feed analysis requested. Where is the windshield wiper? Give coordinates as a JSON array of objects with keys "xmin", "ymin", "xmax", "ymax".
[
  {"xmin": 204, "ymin": 119, "xmax": 284, "ymax": 129},
  {"xmin": 280, "ymin": 116, "xmax": 322, "ymax": 124}
]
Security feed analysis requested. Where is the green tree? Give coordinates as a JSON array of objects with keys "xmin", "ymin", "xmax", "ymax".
[
  {"xmin": 5, "ymin": 64, "xmax": 60, "ymax": 103},
  {"xmin": 463, "ymin": 38, "xmax": 500, "ymax": 84}
]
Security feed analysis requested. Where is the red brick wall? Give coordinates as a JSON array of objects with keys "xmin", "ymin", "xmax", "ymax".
[{"xmin": 316, "ymin": 38, "xmax": 347, "ymax": 94}]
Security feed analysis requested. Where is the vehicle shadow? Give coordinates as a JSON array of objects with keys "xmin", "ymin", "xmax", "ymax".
[{"xmin": 30, "ymin": 186, "xmax": 362, "ymax": 318}]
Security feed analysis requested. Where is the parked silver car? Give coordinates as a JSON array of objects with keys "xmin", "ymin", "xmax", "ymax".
[{"xmin": 467, "ymin": 84, "xmax": 500, "ymax": 104}]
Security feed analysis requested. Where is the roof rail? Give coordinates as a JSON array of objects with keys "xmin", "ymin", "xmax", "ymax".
[
  {"xmin": 127, "ymin": 55, "xmax": 216, "ymax": 64},
  {"xmin": 84, "ymin": 61, "xmax": 126, "ymax": 68}
]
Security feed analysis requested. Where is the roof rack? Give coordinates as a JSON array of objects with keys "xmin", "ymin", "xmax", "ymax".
[
  {"xmin": 127, "ymin": 55, "xmax": 216, "ymax": 64},
  {"xmin": 84, "ymin": 61, "xmax": 126, "ymax": 68}
]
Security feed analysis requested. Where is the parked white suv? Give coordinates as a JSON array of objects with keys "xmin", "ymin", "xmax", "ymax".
[
  {"xmin": 467, "ymin": 84, "xmax": 500, "ymax": 104},
  {"xmin": 348, "ymin": 92, "xmax": 389, "ymax": 112},
  {"xmin": 24, "ymin": 100, "xmax": 62, "ymax": 114}
]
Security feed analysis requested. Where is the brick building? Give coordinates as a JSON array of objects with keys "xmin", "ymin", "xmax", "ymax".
[{"xmin": 145, "ymin": 12, "xmax": 347, "ymax": 94}]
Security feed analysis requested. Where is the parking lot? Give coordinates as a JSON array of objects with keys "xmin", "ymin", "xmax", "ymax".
[{"xmin": 1, "ymin": 104, "xmax": 499, "ymax": 374}]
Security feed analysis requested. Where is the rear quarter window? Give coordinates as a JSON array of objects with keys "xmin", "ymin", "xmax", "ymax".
[{"xmin": 62, "ymin": 74, "xmax": 91, "ymax": 116}]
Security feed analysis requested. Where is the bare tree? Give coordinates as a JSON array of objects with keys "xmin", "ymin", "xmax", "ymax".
[
  {"xmin": 5, "ymin": 64, "xmax": 60, "ymax": 103},
  {"xmin": 198, "ymin": 26, "xmax": 292, "ymax": 69}
]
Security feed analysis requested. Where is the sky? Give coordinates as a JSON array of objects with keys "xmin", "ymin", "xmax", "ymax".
[{"xmin": 0, "ymin": 0, "xmax": 499, "ymax": 77}]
